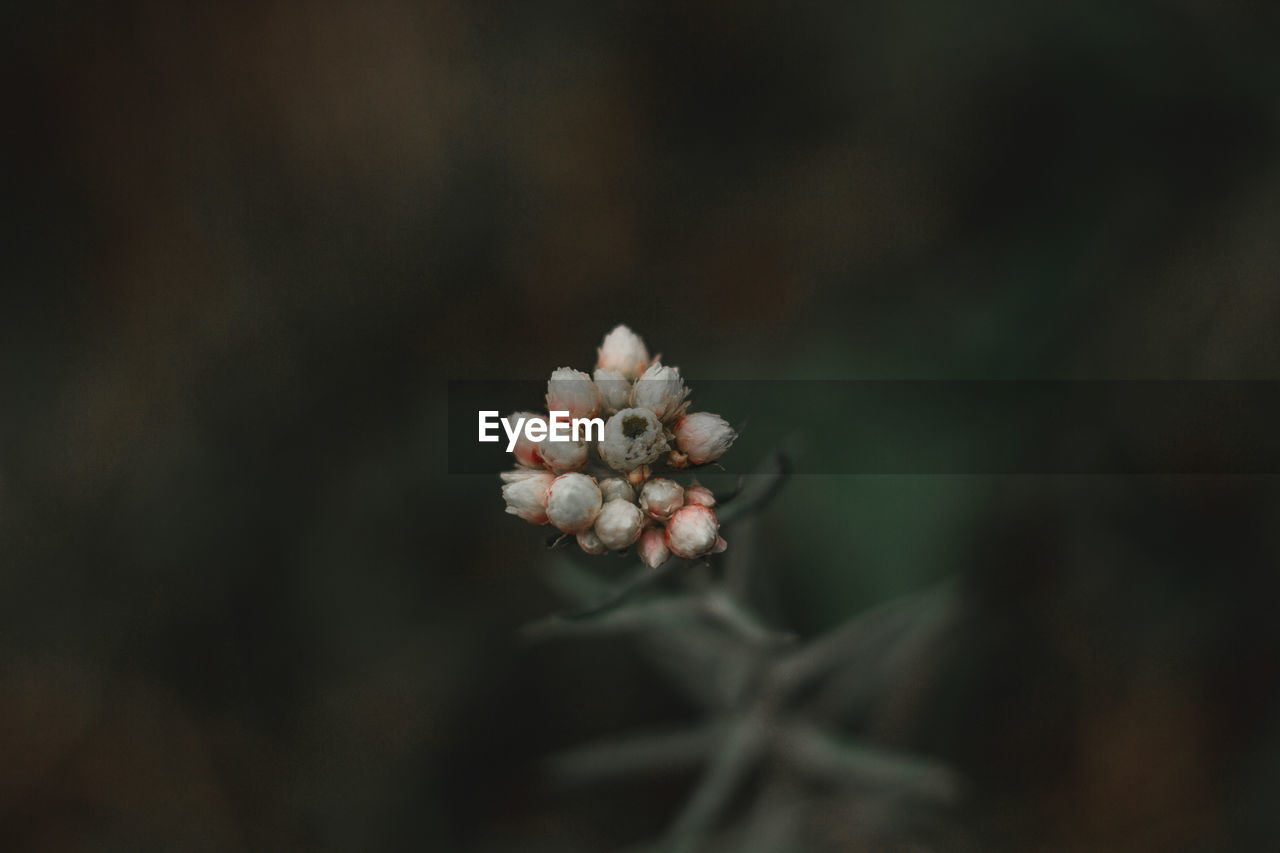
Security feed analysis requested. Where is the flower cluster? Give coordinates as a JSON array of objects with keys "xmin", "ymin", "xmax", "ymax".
[{"xmin": 501, "ymin": 325, "xmax": 737, "ymax": 565}]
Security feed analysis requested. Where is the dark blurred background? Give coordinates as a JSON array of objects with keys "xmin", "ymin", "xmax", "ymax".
[{"xmin": 5, "ymin": 1, "xmax": 1280, "ymax": 850}]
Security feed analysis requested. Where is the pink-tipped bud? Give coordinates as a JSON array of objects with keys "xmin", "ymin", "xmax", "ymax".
[
  {"xmin": 596, "ymin": 325, "xmax": 651, "ymax": 380},
  {"xmin": 599, "ymin": 408, "xmax": 669, "ymax": 472},
  {"xmin": 638, "ymin": 527, "xmax": 670, "ymax": 569},
  {"xmin": 501, "ymin": 469, "xmax": 554, "ymax": 525},
  {"xmin": 664, "ymin": 504, "xmax": 720, "ymax": 559},
  {"xmin": 712, "ymin": 536, "xmax": 728, "ymax": 554},
  {"xmin": 577, "ymin": 528, "xmax": 608, "ymax": 555},
  {"xmin": 593, "ymin": 368, "xmax": 632, "ymax": 414},
  {"xmin": 509, "ymin": 411, "xmax": 545, "ymax": 468},
  {"xmin": 598, "ymin": 477, "xmax": 635, "ymax": 503},
  {"xmin": 593, "ymin": 498, "xmax": 645, "ymax": 550},
  {"xmin": 683, "ymin": 485, "xmax": 716, "ymax": 507},
  {"xmin": 540, "ymin": 436, "xmax": 588, "ymax": 472},
  {"xmin": 632, "ymin": 361, "xmax": 689, "ymax": 422},
  {"xmin": 639, "ymin": 478, "xmax": 684, "ymax": 521},
  {"xmin": 673, "ymin": 412, "xmax": 737, "ymax": 465},
  {"xmin": 546, "ymin": 367, "xmax": 601, "ymax": 420},
  {"xmin": 544, "ymin": 472, "xmax": 602, "ymax": 534}
]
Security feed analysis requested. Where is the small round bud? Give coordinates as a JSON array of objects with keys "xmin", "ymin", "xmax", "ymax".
[
  {"xmin": 540, "ymin": 436, "xmax": 588, "ymax": 472},
  {"xmin": 683, "ymin": 484, "xmax": 716, "ymax": 507},
  {"xmin": 665, "ymin": 504, "xmax": 720, "ymax": 559},
  {"xmin": 593, "ymin": 498, "xmax": 645, "ymax": 550},
  {"xmin": 544, "ymin": 472, "xmax": 602, "ymax": 534},
  {"xmin": 632, "ymin": 361, "xmax": 688, "ymax": 422},
  {"xmin": 597, "ymin": 324, "xmax": 651, "ymax": 380},
  {"xmin": 639, "ymin": 478, "xmax": 684, "ymax": 521},
  {"xmin": 593, "ymin": 368, "xmax": 632, "ymax": 414},
  {"xmin": 673, "ymin": 412, "xmax": 737, "ymax": 465},
  {"xmin": 501, "ymin": 469, "xmax": 554, "ymax": 525},
  {"xmin": 712, "ymin": 536, "xmax": 728, "ymax": 554},
  {"xmin": 598, "ymin": 477, "xmax": 635, "ymax": 503},
  {"xmin": 599, "ymin": 408, "xmax": 669, "ymax": 472},
  {"xmin": 509, "ymin": 411, "xmax": 545, "ymax": 468},
  {"xmin": 546, "ymin": 367, "xmax": 602, "ymax": 420},
  {"xmin": 576, "ymin": 528, "xmax": 608, "ymax": 555},
  {"xmin": 638, "ymin": 527, "xmax": 670, "ymax": 569}
]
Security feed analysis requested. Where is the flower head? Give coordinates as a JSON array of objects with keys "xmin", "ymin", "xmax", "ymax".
[
  {"xmin": 593, "ymin": 498, "xmax": 645, "ymax": 550},
  {"xmin": 501, "ymin": 469, "xmax": 554, "ymax": 525},
  {"xmin": 632, "ymin": 361, "xmax": 689, "ymax": 422},
  {"xmin": 639, "ymin": 478, "xmax": 684, "ymax": 521},
  {"xmin": 599, "ymin": 408, "xmax": 669, "ymax": 473},
  {"xmin": 673, "ymin": 412, "xmax": 737, "ymax": 466},
  {"xmin": 546, "ymin": 367, "xmax": 602, "ymax": 420},
  {"xmin": 544, "ymin": 472, "xmax": 602, "ymax": 534},
  {"xmin": 596, "ymin": 325, "xmax": 651, "ymax": 380},
  {"xmin": 665, "ymin": 504, "xmax": 720, "ymax": 559}
]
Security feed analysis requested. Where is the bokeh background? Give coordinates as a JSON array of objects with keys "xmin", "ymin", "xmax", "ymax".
[{"xmin": 6, "ymin": 1, "xmax": 1280, "ymax": 850}]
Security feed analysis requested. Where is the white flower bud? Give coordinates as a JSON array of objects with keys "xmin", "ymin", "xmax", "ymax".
[
  {"xmin": 639, "ymin": 478, "xmax": 684, "ymax": 521},
  {"xmin": 546, "ymin": 367, "xmax": 601, "ymax": 420},
  {"xmin": 576, "ymin": 527, "xmax": 608, "ymax": 555},
  {"xmin": 638, "ymin": 526, "xmax": 670, "ymax": 569},
  {"xmin": 598, "ymin": 477, "xmax": 635, "ymax": 503},
  {"xmin": 599, "ymin": 408, "xmax": 669, "ymax": 472},
  {"xmin": 501, "ymin": 469, "xmax": 554, "ymax": 525},
  {"xmin": 593, "ymin": 368, "xmax": 632, "ymax": 414},
  {"xmin": 664, "ymin": 504, "xmax": 720, "ymax": 559},
  {"xmin": 543, "ymin": 472, "xmax": 602, "ymax": 534},
  {"xmin": 596, "ymin": 324, "xmax": 651, "ymax": 380},
  {"xmin": 593, "ymin": 498, "xmax": 644, "ymax": 550},
  {"xmin": 509, "ymin": 411, "xmax": 545, "ymax": 468},
  {"xmin": 683, "ymin": 484, "xmax": 716, "ymax": 507},
  {"xmin": 540, "ymin": 436, "xmax": 588, "ymax": 472},
  {"xmin": 673, "ymin": 412, "xmax": 737, "ymax": 465},
  {"xmin": 632, "ymin": 361, "xmax": 688, "ymax": 422},
  {"xmin": 712, "ymin": 536, "xmax": 728, "ymax": 554}
]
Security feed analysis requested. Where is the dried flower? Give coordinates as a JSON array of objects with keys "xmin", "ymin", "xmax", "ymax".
[
  {"xmin": 632, "ymin": 361, "xmax": 689, "ymax": 422},
  {"xmin": 596, "ymin": 324, "xmax": 651, "ymax": 380},
  {"xmin": 509, "ymin": 411, "xmax": 545, "ymax": 468},
  {"xmin": 540, "ymin": 436, "xmax": 588, "ymax": 472},
  {"xmin": 544, "ymin": 472, "xmax": 602, "ymax": 534},
  {"xmin": 599, "ymin": 408, "xmax": 669, "ymax": 472},
  {"xmin": 593, "ymin": 368, "xmax": 632, "ymax": 414},
  {"xmin": 501, "ymin": 469, "xmax": 554, "ymax": 525},
  {"xmin": 673, "ymin": 412, "xmax": 737, "ymax": 466},
  {"xmin": 639, "ymin": 478, "xmax": 684, "ymax": 521},
  {"xmin": 576, "ymin": 528, "xmax": 609, "ymax": 555},
  {"xmin": 665, "ymin": 504, "xmax": 720, "ymax": 559},
  {"xmin": 638, "ymin": 527, "xmax": 670, "ymax": 569},
  {"xmin": 546, "ymin": 367, "xmax": 602, "ymax": 420},
  {"xmin": 598, "ymin": 477, "xmax": 635, "ymax": 504},
  {"xmin": 683, "ymin": 484, "xmax": 716, "ymax": 507},
  {"xmin": 593, "ymin": 498, "xmax": 645, "ymax": 550}
]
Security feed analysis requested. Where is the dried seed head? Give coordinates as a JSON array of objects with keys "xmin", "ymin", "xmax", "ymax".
[
  {"xmin": 545, "ymin": 367, "xmax": 601, "ymax": 420},
  {"xmin": 501, "ymin": 469, "xmax": 555, "ymax": 525},
  {"xmin": 593, "ymin": 498, "xmax": 645, "ymax": 550},
  {"xmin": 596, "ymin": 324, "xmax": 651, "ymax": 380},
  {"xmin": 638, "ymin": 526, "xmax": 670, "ymax": 569},
  {"xmin": 639, "ymin": 478, "xmax": 685, "ymax": 521},
  {"xmin": 665, "ymin": 504, "xmax": 720, "ymax": 559},
  {"xmin": 632, "ymin": 361, "xmax": 689, "ymax": 422},
  {"xmin": 599, "ymin": 408, "xmax": 669, "ymax": 472},
  {"xmin": 544, "ymin": 472, "xmax": 602, "ymax": 534},
  {"xmin": 673, "ymin": 412, "xmax": 737, "ymax": 465}
]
